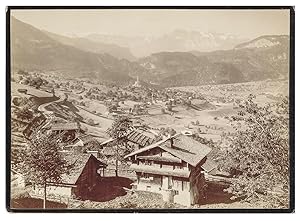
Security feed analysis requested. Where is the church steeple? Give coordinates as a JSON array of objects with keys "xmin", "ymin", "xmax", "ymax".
[{"xmin": 133, "ymin": 75, "xmax": 141, "ymax": 87}]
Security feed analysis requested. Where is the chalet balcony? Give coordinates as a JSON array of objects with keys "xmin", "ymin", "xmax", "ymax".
[{"xmin": 129, "ymin": 163, "xmax": 190, "ymax": 178}]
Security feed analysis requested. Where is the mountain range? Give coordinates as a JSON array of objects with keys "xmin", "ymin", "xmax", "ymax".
[
  {"xmin": 11, "ymin": 17, "xmax": 289, "ymax": 87},
  {"xmin": 85, "ymin": 30, "xmax": 248, "ymax": 57},
  {"xmin": 43, "ymin": 30, "xmax": 136, "ymax": 61}
]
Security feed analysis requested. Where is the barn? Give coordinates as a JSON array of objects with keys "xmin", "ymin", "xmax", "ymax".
[{"xmin": 40, "ymin": 154, "xmax": 107, "ymax": 200}]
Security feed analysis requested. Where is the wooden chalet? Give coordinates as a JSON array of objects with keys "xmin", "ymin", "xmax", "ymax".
[
  {"xmin": 125, "ymin": 133, "xmax": 215, "ymax": 206},
  {"xmin": 41, "ymin": 154, "xmax": 107, "ymax": 200}
]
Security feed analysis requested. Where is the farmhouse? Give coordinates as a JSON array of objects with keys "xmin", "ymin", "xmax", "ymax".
[
  {"xmin": 124, "ymin": 133, "xmax": 214, "ymax": 206},
  {"xmin": 35, "ymin": 154, "xmax": 107, "ymax": 200},
  {"xmin": 50, "ymin": 122, "xmax": 80, "ymax": 141}
]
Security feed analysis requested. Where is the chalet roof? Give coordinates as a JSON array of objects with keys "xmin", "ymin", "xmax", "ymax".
[
  {"xmin": 60, "ymin": 153, "xmax": 107, "ymax": 184},
  {"xmin": 129, "ymin": 164, "xmax": 190, "ymax": 178},
  {"xmin": 160, "ymin": 134, "xmax": 212, "ymax": 167},
  {"xmin": 51, "ymin": 122, "xmax": 79, "ymax": 131},
  {"xmin": 125, "ymin": 134, "xmax": 211, "ymax": 167},
  {"xmin": 126, "ymin": 130, "xmax": 155, "ymax": 147},
  {"xmin": 125, "ymin": 137, "xmax": 170, "ymax": 158},
  {"xmin": 100, "ymin": 130, "xmax": 155, "ymax": 147},
  {"xmin": 201, "ymin": 158, "xmax": 217, "ymax": 173}
]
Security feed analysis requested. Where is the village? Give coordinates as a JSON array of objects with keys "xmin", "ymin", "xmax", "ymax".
[{"xmin": 11, "ymin": 69, "xmax": 289, "ymax": 209}]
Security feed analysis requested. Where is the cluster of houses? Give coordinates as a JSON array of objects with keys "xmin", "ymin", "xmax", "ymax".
[{"xmin": 13, "ymin": 95, "xmax": 223, "ymax": 207}]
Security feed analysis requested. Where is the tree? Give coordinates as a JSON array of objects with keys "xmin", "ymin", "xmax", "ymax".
[
  {"xmin": 155, "ymin": 127, "xmax": 177, "ymax": 141},
  {"xmin": 106, "ymin": 116, "xmax": 133, "ymax": 176},
  {"xmin": 30, "ymin": 77, "xmax": 43, "ymax": 89},
  {"xmin": 15, "ymin": 107, "xmax": 33, "ymax": 121},
  {"xmin": 166, "ymin": 103, "xmax": 172, "ymax": 112},
  {"xmin": 108, "ymin": 104, "xmax": 117, "ymax": 113},
  {"xmin": 220, "ymin": 95, "xmax": 289, "ymax": 207},
  {"xmin": 17, "ymin": 69, "xmax": 28, "ymax": 76},
  {"xmin": 51, "ymin": 88, "xmax": 55, "ymax": 97},
  {"xmin": 63, "ymin": 93, "xmax": 68, "ymax": 101},
  {"xmin": 12, "ymin": 97, "xmax": 23, "ymax": 106},
  {"xmin": 24, "ymin": 134, "xmax": 73, "ymax": 209},
  {"xmin": 87, "ymin": 118, "xmax": 95, "ymax": 125}
]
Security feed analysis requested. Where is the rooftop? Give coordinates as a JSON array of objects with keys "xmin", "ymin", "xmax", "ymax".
[
  {"xmin": 125, "ymin": 134, "xmax": 212, "ymax": 167},
  {"xmin": 100, "ymin": 129, "xmax": 155, "ymax": 148},
  {"xmin": 60, "ymin": 153, "xmax": 107, "ymax": 184},
  {"xmin": 126, "ymin": 130, "xmax": 155, "ymax": 147},
  {"xmin": 201, "ymin": 158, "xmax": 217, "ymax": 173},
  {"xmin": 51, "ymin": 122, "xmax": 79, "ymax": 131}
]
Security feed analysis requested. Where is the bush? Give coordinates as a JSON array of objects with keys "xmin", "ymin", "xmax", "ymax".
[{"xmin": 119, "ymin": 201, "xmax": 138, "ymax": 208}]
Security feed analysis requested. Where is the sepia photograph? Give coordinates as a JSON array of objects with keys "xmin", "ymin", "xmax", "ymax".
[{"xmin": 6, "ymin": 6, "xmax": 294, "ymax": 212}]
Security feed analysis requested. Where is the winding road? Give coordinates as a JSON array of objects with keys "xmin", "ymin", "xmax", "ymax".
[{"xmin": 37, "ymin": 95, "xmax": 65, "ymax": 130}]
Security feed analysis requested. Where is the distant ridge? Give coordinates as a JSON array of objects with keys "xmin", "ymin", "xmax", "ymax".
[
  {"xmin": 11, "ymin": 17, "xmax": 289, "ymax": 87},
  {"xmin": 43, "ymin": 30, "xmax": 136, "ymax": 61}
]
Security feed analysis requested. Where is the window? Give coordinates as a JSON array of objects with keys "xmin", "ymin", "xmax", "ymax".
[
  {"xmin": 145, "ymin": 160, "xmax": 152, "ymax": 166},
  {"xmin": 168, "ymin": 176, "xmax": 173, "ymax": 189},
  {"xmin": 173, "ymin": 179, "xmax": 182, "ymax": 190},
  {"xmin": 141, "ymin": 173, "xmax": 150, "ymax": 179},
  {"xmin": 182, "ymin": 181, "xmax": 186, "ymax": 191},
  {"xmin": 182, "ymin": 181, "xmax": 189, "ymax": 191}
]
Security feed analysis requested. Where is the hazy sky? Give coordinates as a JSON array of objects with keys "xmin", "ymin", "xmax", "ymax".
[{"xmin": 11, "ymin": 9, "xmax": 290, "ymax": 38}]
